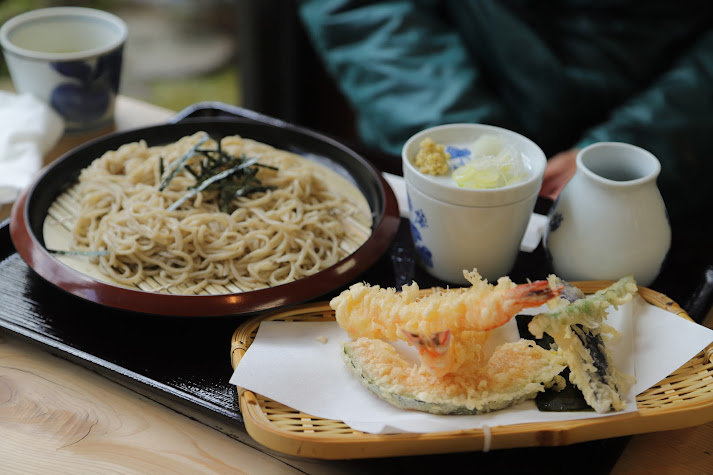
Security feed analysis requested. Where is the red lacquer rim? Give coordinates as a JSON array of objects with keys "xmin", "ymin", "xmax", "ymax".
[{"xmin": 10, "ymin": 163, "xmax": 399, "ymax": 317}]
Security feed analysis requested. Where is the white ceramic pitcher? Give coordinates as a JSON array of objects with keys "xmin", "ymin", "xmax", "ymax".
[{"xmin": 544, "ymin": 142, "xmax": 671, "ymax": 287}]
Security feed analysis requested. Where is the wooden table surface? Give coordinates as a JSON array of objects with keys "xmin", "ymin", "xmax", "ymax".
[{"xmin": 1, "ymin": 96, "xmax": 712, "ymax": 473}]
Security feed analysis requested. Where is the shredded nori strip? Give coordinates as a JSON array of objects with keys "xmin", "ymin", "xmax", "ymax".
[
  {"xmin": 47, "ymin": 249, "xmax": 109, "ymax": 257},
  {"xmin": 167, "ymin": 157, "xmax": 259, "ymax": 211},
  {"xmin": 159, "ymin": 134, "xmax": 277, "ymax": 213},
  {"xmin": 158, "ymin": 133, "xmax": 210, "ymax": 191}
]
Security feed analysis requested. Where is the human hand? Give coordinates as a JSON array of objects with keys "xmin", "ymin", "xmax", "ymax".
[{"xmin": 540, "ymin": 148, "xmax": 579, "ymax": 201}]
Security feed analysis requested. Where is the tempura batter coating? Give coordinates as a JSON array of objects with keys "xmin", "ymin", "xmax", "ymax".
[
  {"xmin": 334, "ymin": 270, "xmax": 636, "ymax": 416},
  {"xmin": 529, "ymin": 275, "xmax": 638, "ymax": 413},
  {"xmin": 343, "ymin": 337, "xmax": 567, "ymax": 414},
  {"xmin": 331, "ymin": 270, "xmax": 560, "ymax": 339}
]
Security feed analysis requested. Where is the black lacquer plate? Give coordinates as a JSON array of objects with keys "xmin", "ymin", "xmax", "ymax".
[{"xmin": 10, "ymin": 117, "xmax": 400, "ymax": 316}]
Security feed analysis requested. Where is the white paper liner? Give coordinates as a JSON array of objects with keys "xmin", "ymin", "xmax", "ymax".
[{"xmin": 231, "ymin": 295, "xmax": 713, "ymax": 434}]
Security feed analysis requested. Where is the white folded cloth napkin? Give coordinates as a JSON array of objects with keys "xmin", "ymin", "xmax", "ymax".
[
  {"xmin": 382, "ymin": 172, "xmax": 547, "ymax": 252},
  {"xmin": 0, "ymin": 91, "xmax": 64, "ymax": 205}
]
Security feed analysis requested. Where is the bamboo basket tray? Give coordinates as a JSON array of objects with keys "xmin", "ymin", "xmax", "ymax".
[{"xmin": 230, "ymin": 281, "xmax": 713, "ymax": 459}]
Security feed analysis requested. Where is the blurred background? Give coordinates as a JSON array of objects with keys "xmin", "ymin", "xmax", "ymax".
[
  {"xmin": 0, "ymin": 0, "xmax": 356, "ymax": 139},
  {"xmin": 0, "ymin": 0, "xmax": 241, "ymax": 111}
]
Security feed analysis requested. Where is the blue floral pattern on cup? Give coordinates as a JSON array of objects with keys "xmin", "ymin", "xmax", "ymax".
[
  {"xmin": 409, "ymin": 221, "xmax": 422, "ymax": 242},
  {"xmin": 407, "ymin": 192, "xmax": 434, "ymax": 268},
  {"xmin": 49, "ymin": 47, "xmax": 123, "ymax": 128},
  {"xmin": 446, "ymin": 145, "xmax": 471, "ymax": 168},
  {"xmin": 415, "ymin": 244, "xmax": 433, "ymax": 268},
  {"xmin": 548, "ymin": 212, "xmax": 563, "ymax": 233},
  {"xmin": 413, "ymin": 209, "xmax": 428, "ymax": 229}
]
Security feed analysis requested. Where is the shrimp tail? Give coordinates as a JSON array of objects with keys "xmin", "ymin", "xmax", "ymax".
[
  {"xmin": 470, "ymin": 280, "xmax": 564, "ymax": 332},
  {"xmin": 401, "ymin": 329, "xmax": 451, "ymax": 356},
  {"xmin": 401, "ymin": 329, "xmax": 453, "ymax": 377},
  {"xmin": 504, "ymin": 280, "xmax": 564, "ymax": 309}
]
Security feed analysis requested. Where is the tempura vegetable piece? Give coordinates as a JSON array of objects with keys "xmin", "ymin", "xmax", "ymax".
[
  {"xmin": 343, "ymin": 337, "xmax": 567, "ymax": 415},
  {"xmin": 331, "ymin": 269, "xmax": 562, "ymax": 376},
  {"xmin": 528, "ymin": 276, "xmax": 638, "ymax": 413}
]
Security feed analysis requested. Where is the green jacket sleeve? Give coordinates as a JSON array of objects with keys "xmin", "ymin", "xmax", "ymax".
[
  {"xmin": 297, "ymin": 0, "xmax": 512, "ymax": 154},
  {"xmin": 576, "ymin": 30, "xmax": 713, "ymax": 199}
]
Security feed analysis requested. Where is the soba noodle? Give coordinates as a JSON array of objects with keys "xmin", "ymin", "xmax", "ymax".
[{"xmin": 70, "ymin": 132, "xmax": 366, "ymax": 293}]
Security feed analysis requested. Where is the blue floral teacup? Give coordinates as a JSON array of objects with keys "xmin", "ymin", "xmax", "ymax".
[
  {"xmin": 402, "ymin": 123, "xmax": 546, "ymax": 284},
  {"xmin": 1, "ymin": 7, "xmax": 127, "ymax": 133}
]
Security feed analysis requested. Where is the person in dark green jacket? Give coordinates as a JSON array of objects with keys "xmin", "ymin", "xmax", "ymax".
[{"xmin": 297, "ymin": 0, "xmax": 713, "ymax": 224}]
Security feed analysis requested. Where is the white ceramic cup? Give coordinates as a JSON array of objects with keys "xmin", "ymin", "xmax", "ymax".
[
  {"xmin": 0, "ymin": 7, "xmax": 127, "ymax": 132},
  {"xmin": 402, "ymin": 123, "xmax": 546, "ymax": 284}
]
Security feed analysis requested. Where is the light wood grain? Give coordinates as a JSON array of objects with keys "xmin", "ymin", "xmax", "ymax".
[
  {"xmin": 611, "ymin": 422, "xmax": 713, "ymax": 474},
  {"xmin": 0, "ymin": 333, "xmax": 303, "ymax": 474},
  {"xmin": 0, "ymin": 335, "xmax": 374, "ymax": 474}
]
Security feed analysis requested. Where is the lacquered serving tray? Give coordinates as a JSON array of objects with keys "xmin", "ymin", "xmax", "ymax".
[
  {"xmin": 230, "ymin": 282, "xmax": 713, "ymax": 460},
  {"xmin": 3, "ymin": 103, "xmax": 711, "ymax": 470}
]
